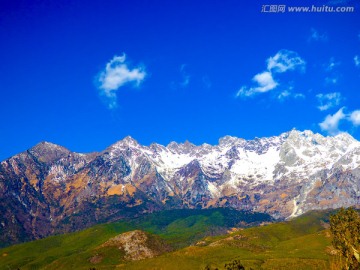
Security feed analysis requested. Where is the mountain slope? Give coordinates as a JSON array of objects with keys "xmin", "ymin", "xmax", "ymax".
[
  {"xmin": 0, "ymin": 209, "xmax": 336, "ymax": 270},
  {"xmin": 0, "ymin": 208, "xmax": 272, "ymax": 269},
  {"xmin": 123, "ymin": 210, "xmax": 336, "ymax": 270},
  {"xmin": 1, "ymin": 130, "xmax": 360, "ymax": 246}
]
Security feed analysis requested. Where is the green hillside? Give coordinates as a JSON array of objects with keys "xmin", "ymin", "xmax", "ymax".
[
  {"xmin": 0, "ymin": 209, "xmax": 337, "ymax": 270},
  {"xmin": 124, "ymin": 210, "xmax": 336, "ymax": 270}
]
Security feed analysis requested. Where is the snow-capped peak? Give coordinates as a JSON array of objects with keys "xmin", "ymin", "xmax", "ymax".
[{"xmin": 2, "ymin": 129, "xmax": 360, "ymax": 226}]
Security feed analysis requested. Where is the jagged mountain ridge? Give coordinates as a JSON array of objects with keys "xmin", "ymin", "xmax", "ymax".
[{"xmin": 1, "ymin": 129, "xmax": 360, "ymax": 246}]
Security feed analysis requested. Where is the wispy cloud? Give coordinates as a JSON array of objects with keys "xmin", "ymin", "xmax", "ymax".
[
  {"xmin": 277, "ymin": 90, "xmax": 305, "ymax": 101},
  {"xmin": 319, "ymin": 107, "xmax": 360, "ymax": 135},
  {"xmin": 294, "ymin": 93, "xmax": 306, "ymax": 99},
  {"xmin": 96, "ymin": 53, "xmax": 146, "ymax": 109},
  {"xmin": 277, "ymin": 90, "xmax": 291, "ymax": 100},
  {"xmin": 171, "ymin": 64, "xmax": 190, "ymax": 89},
  {"xmin": 236, "ymin": 71, "xmax": 277, "ymax": 97},
  {"xmin": 180, "ymin": 64, "xmax": 190, "ymax": 87},
  {"xmin": 319, "ymin": 107, "xmax": 346, "ymax": 135},
  {"xmin": 325, "ymin": 57, "xmax": 340, "ymax": 72},
  {"xmin": 267, "ymin": 50, "xmax": 306, "ymax": 73},
  {"xmin": 316, "ymin": 92, "xmax": 342, "ymax": 111},
  {"xmin": 350, "ymin": 110, "xmax": 360, "ymax": 126},
  {"xmin": 308, "ymin": 28, "xmax": 328, "ymax": 42},
  {"xmin": 354, "ymin": 55, "xmax": 360, "ymax": 67},
  {"xmin": 253, "ymin": 71, "xmax": 278, "ymax": 92},
  {"xmin": 324, "ymin": 77, "xmax": 338, "ymax": 85},
  {"xmin": 322, "ymin": 57, "xmax": 340, "ymax": 85},
  {"xmin": 236, "ymin": 50, "xmax": 305, "ymax": 98}
]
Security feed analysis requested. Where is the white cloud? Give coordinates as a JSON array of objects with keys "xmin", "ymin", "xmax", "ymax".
[
  {"xmin": 325, "ymin": 57, "xmax": 340, "ymax": 71},
  {"xmin": 277, "ymin": 86, "xmax": 306, "ymax": 101},
  {"xmin": 294, "ymin": 93, "xmax": 306, "ymax": 99},
  {"xmin": 277, "ymin": 85, "xmax": 305, "ymax": 101},
  {"xmin": 316, "ymin": 92, "xmax": 342, "ymax": 111},
  {"xmin": 323, "ymin": 58, "xmax": 339, "ymax": 85},
  {"xmin": 180, "ymin": 64, "xmax": 190, "ymax": 87},
  {"xmin": 236, "ymin": 50, "xmax": 305, "ymax": 98},
  {"xmin": 97, "ymin": 53, "xmax": 146, "ymax": 109},
  {"xmin": 354, "ymin": 55, "xmax": 360, "ymax": 67},
  {"xmin": 319, "ymin": 107, "xmax": 346, "ymax": 135},
  {"xmin": 277, "ymin": 90, "xmax": 291, "ymax": 100},
  {"xmin": 324, "ymin": 77, "xmax": 338, "ymax": 85},
  {"xmin": 252, "ymin": 71, "xmax": 278, "ymax": 92},
  {"xmin": 235, "ymin": 87, "xmax": 252, "ymax": 98},
  {"xmin": 236, "ymin": 71, "xmax": 277, "ymax": 97},
  {"xmin": 309, "ymin": 28, "xmax": 328, "ymax": 42},
  {"xmin": 267, "ymin": 50, "xmax": 306, "ymax": 73},
  {"xmin": 319, "ymin": 108, "xmax": 360, "ymax": 135},
  {"xmin": 350, "ymin": 110, "xmax": 360, "ymax": 126},
  {"xmin": 171, "ymin": 64, "xmax": 191, "ymax": 89}
]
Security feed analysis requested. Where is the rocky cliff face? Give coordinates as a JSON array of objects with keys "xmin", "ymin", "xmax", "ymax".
[
  {"xmin": 98, "ymin": 230, "xmax": 171, "ymax": 261},
  {"xmin": 1, "ymin": 130, "xmax": 360, "ymax": 246}
]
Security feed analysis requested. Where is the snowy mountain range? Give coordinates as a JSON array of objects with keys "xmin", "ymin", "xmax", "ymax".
[{"xmin": 1, "ymin": 129, "xmax": 360, "ymax": 245}]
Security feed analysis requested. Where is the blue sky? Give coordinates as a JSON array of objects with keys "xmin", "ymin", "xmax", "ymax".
[{"xmin": 1, "ymin": 0, "xmax": 360, "ymax": 160}]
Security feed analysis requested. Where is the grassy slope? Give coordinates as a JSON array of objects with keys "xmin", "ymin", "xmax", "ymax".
[
  {"xmin": 131, "ymin": 208, "xmax": 272, "ymax": 248},
  {"xmin": 0, "ymin": 209, "xmax": 335, "ymax": 270},
  {"xmin": 0, "ymin": 208, "xmax": 271, "ymax": 269},
  {"xmin": 123, "ymin": 210, "xmax": 334, "ymax": 270},
  {"xmin": 0, "ymin": 222, "xmax": 132, "ymax": 270}
]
